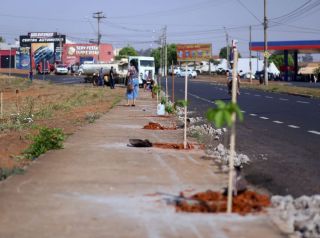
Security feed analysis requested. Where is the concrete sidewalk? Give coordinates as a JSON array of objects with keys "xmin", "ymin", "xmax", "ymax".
[{"xmin": 0, "ymin": 90, "xmax": 284, "ymax": 238}]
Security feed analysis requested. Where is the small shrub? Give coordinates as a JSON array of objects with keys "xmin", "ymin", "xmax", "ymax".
[
  {"xmin": 161, "ymin": 96, "xmax": 166, "ymax": 105},
  {"xmin": 23, "ymin": 127, "xmax": 65, "ymax": 160},
  {"xmin": 165, "ymin": 103, "xmax": 175, "ymax": 114},
  {"xmin": 85, "ymin": 112, "xmax": 101, "ymax": 123}
]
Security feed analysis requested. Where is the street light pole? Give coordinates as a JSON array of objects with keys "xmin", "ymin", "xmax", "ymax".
[
  {"xmin": 263, "ymin": 0, "xmax": 269, "ymax": 86},
  {"xmin": 249, "ymin": 25, "xmax": 252, "ymax": 83}
]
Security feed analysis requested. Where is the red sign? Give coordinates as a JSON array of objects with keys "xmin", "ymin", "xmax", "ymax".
[{"xmin": 62, "ymin": 43, "xmax": 114, "ymax": 66}]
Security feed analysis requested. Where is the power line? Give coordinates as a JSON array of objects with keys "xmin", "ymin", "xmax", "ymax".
[
  {"xmin": 269, "ymin": 0, "xmax": 320, "ymax": 24},
  {"xmin": 236, "ymin": 0, "xmax": 262, "ymax": 23},
  {"xmin": 107, "ymin": 0, "xmax": 227, "ymax": 19}
]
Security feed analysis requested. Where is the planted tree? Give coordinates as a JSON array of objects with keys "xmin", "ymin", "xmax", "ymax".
[{"xmin": 206, "ymin": 49, "xmax": 243, "ymax": 213}]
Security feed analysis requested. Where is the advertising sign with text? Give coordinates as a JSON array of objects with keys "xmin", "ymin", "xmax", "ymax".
[{"xmin": 176, "ymin": 44, "xmax": 212, "ymax": 61}]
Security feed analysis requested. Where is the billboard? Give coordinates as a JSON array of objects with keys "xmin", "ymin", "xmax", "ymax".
[
  {"xmin": 19, "ymin": 32, "xmax": 66, "ymax": 69},
  {"xmin": 16, "ymin": 47, "xmax": 31, "ymax": 69},
  {"xmin": 176, "ymin": 44, "xmax": 212, "ymax": 61},
  {"xmin": 31, "ymin": 43, "xmax": 55, "ymax": 67},
  {"xmin": 62, "ymin": 44, "xmax": 114, "ymax": 66}
]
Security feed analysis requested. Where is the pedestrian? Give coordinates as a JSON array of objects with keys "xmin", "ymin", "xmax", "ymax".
[
  {"xmin": 143, "ymin": 70, "xmax": 149, "ymax": 91},
  {"xmin": 109, "ymin": 66, "xmax": 115, "ymax": 89},
  {"xmin": 146, "ymin": 71, "xmax": 152, "ymax": 91},
  {"xmin": 126, "ymin": 59, "xmax": 139, "ymax": 106},
  {"xmin": 226, "ymin": 67, "xmax": 240, "ymax": 95},
  {"xmin": 29, "ymin": 70, "xmax": 33, "ymax": 81},
  {"xmin": 98, "ymin": 67, "xmax": 104, "ymax": 86}
]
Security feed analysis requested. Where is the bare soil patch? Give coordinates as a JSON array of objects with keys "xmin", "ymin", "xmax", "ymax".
[
  {"xmin": 175, "ymin": 190, "xmax": 270, "ymax": 215},
  {"xmin": 0, "ymin": 75, "xmax": 123, "ymax": 172}
]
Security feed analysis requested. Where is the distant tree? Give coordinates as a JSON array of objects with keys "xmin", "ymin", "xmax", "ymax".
[
  {"xmin": 0, "ymin": 36, "xmax": 5, "ymax": 43},
  {"xmin": 219, "ymin": 46, "xmax": 241, "ymax": 59},
  {"xmin": 151, "ymin": 48, "xmax": 161, "ymax": 73},
  {"xmin": 137, "ymin": 48, "xmax": 153, "ymax": 56},
  {"xmin": 119, "ymin": 46, "xmax": 138, "ymax": 57},
  {"xmin": 269, "ymin": 54, "xmax": 294, "ymax": 69},
  {"xmin": 209, "ymin": 59, "xmax": 220, "ymax": 65},
  {"xmin": 151, "ymin": 44, "xmax": 177, "ymax": 73}
]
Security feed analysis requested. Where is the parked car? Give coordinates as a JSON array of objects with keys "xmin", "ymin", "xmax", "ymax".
[
  {"xmin": 55, "ymin": 64, "xmax": 69, "ymax": 75},
  {"xmin": 239, "ymin": 72, "xmax": 255, "ymax": 79},
  {"xmin": 168, "ymin": 66, "xmax": 181, "ymax": 75},
  {"xmin": 177, "ymin": 69, "xmax": 197, "ymax": 78},
  {"xmin": 255, "ymin": 70, "xmax": 275, "ymax": 81}
]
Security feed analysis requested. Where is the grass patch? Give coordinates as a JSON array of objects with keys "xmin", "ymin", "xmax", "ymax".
[
  {"xmin": 244, "ymin": 83, "xmax": 320, "ymax": 98},
  {"xmin": 23, "ymin": 127, "xmax": 65, "ymax": 160},
  {"xmin": 111, "ymin": 96, "xmax": 122, "ymax": 109}
]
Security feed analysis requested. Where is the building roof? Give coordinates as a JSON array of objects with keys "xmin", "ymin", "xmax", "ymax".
[{"xmin": 298, "ymin": 63, "xmax": 320, "ymax": 75}]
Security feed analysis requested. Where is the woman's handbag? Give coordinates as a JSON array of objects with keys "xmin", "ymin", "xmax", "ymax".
[{"xmin": 127, "ymin": 83, "xmax": 134, "ymax": 92}]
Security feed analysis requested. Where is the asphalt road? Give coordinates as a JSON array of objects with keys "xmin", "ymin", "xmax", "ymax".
[{"xmin": 163, "ymin": 76, "xmax": 320, "ymax": 197}]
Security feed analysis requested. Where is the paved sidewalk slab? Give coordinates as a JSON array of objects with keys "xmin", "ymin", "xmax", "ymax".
[{"xmin": 0, "ymin": 91, "xmax": 285, "ymax": 238}]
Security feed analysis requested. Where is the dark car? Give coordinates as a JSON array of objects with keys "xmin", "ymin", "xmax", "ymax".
[{"xmin": 255, "ymin": 70, "xmax": 275, "ymax": 82}]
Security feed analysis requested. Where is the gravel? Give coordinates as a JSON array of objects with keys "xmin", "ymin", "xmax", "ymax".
[{"xmin": 271, "ymin": 195, "xmax": 320, "ymax": 238}]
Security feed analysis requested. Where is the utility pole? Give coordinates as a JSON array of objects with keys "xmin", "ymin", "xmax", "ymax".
[
  {"xmin": 249, "ymin": 25, "xmax": 253, "ymax": 83},
  {"xmin": 59, "ymin": 32, "xmax": 62, "ymax": 62},
  {"xmin": 93, "ymin": 11, "xmax": 106, "ymax": 62},
  {"xmin": 224, "ymin": 27, "xmax": 230, "ymax": 69},
  {"xmin": 263, "ymin": 0, "xmax": 268, "ymax": 85}
]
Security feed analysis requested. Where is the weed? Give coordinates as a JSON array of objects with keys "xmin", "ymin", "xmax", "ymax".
[
  {"xmin": 165, "ymin": 103, "xmax": 175, "ymax": 114},
  {"xmin": 35, "ymin": 105, "xmax": 54, "ymax": 119},
  {"xmin": 85, "ymin": 112, "xmax": 101, "ymax": 123},
  {"xmin": 0, "ymin": 167, "xmax": 24, "ymax": 181},
  {"xmin": 111, "ymin": 96, "xmax": 122, "ymax": 109},
  {"xmin": 23, "ymin": 127, "xmax": 65, "ymax": 160}
]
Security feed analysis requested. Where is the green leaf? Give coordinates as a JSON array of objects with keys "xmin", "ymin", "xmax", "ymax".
[{"xmin": 206, "ymin": 100, "xmax": 244, "ymax": 128}]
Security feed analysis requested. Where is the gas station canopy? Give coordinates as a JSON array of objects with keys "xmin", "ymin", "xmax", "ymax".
[{"xmin": 250, "ymin": 40, "xmax": 320, "ymax": 54}]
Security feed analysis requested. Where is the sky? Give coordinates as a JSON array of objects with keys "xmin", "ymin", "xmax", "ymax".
[{"xmin": 1, "ymin": 0, "xmax": 320, "ymax": 58}]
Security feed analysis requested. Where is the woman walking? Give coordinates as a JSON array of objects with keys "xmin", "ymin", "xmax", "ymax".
[{"xmin": 126, "ymin": 59, "xmax": 139, "ymax": 106}]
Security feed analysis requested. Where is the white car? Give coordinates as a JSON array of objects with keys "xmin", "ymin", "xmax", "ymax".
[
  {"xmin": 243, "ymin": 72, "xmax": 255, "ymax": 79},
  {"xmin": 55, "ymin": 64, "xmax": 68, "ymax": 75},
  {"xmin": 177, "ymin": 69, "xmax": 197, "ymax": 78},
  {"xmin": 168, "ymin": 66, "xmax": 181, "ymax": 75}
]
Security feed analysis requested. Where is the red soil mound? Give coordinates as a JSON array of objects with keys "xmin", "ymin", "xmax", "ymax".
[{"xmin": 175, "ymin": 190, "xmax": 270, "ymax": 215}]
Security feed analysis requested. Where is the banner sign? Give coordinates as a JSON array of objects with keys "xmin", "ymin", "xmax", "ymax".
[
  {"xmin": 20, "ymin": 33, "xmax": 66, "ymax": 47},
  {"xmin": 176, "ymin": 43, "xmax": 212, "ymax": 61}
]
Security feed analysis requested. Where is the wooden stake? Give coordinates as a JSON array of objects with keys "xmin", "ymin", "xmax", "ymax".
[
  {"xmin": 0, "ymin": 91, "xmax": 3, "ymax": 119},
  {"xmin": 227, "ymin": 48, "xmax": 238, "ymax": 213},
  {"xmin": 172, "ymin": 62, "xmax": 175, "ymax": 102},
  {"xmin": 183, "ymin": 65, "xmax": 188, "ymax": 149},
  {"xmin": 16, "ymin": 89, "xmax": 20, "ymax": 114}
]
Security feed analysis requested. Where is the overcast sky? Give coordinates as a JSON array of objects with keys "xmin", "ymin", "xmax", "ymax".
[{"xmin": 1, "ymin": 0, "xmax": 320, "ymax": 58}]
